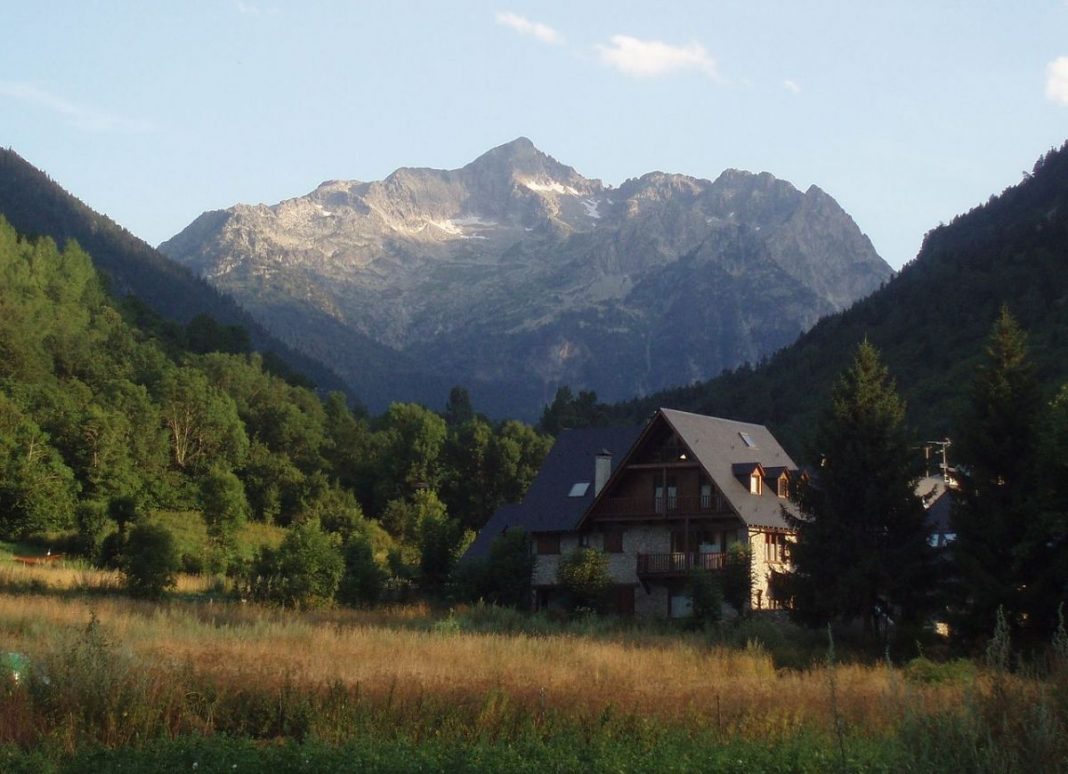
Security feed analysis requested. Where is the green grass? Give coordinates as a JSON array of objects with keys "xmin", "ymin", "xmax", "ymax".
[{"xmin": 0, "ymin": 728, "xmax": 913, "ymax": 773}]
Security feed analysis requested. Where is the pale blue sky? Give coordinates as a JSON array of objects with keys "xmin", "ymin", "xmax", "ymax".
[{"xmin": 2, "ymin": 1, "xmax": 1066, "ymax": 269}]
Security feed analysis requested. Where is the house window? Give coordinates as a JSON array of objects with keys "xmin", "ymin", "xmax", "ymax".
[
  {"xmin": 750, "ymin": 473, "xmax": 762, "ymax": 495},
  {"xmin": 604, "ymin": 530, "xmax": 624, "ymax": 553},
  {"xmin": 777, "ymin": 475, "xmax": 788, "ymax": 498},
  {"xmin": 655, "ymin": 477, "xmax": 678, "ymax": 512},
  {"xmin": 739, "ymin": 432, "xmax": 756, "ymax": 448},
  {"xmin": 700, "ymin": 483, "xmax": 713, "ymax": 510},
  {"xmin": 536, "ymin": 534, "xmax": 561, "ymax": 555},
  {"xmin": 764, "ymin": 532, "xmax": 786, "ymax": 563}
]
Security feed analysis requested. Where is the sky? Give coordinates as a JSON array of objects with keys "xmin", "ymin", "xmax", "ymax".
[{"xmin": 2, "ymin": 1, "xmax": 1067, "ymax": 270}]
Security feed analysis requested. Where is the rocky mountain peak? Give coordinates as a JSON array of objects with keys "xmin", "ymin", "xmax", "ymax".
[
  {"xmin": 159, "ymin": 140, "xmax": 893, "ymax": 418},
  {"xmin": 464, "ymin": 137, "xmax": 595, "ymax": 195}
]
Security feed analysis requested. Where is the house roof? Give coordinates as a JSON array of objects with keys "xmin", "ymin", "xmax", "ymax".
[
  {"xmin": 657, "ymin": 409, "xmax": 799, "ymax": 530},
  {"xmin": 462, "ymin": 424, "xmax": 643, "ymax": 561},
  {"xmin": 460, "ymin": 503, "xmax": 525, "ymax": 563},
  {"xmin": 916, "ymin": 476, "xmax": 953, "ymax": 533}
]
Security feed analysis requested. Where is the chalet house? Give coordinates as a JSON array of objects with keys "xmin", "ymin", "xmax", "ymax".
[{"xmin": 465, "ymin": 408, "xmax": 800, "ymax": 617}]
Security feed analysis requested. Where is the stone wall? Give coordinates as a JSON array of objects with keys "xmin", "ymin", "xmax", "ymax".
[
  {"xmin": 532, "ymin": 523, "xmax": 793, "ymax": 617},
  {"xmin": 748, "ymin": 528, "xmax": 790, "ymax": 610}
]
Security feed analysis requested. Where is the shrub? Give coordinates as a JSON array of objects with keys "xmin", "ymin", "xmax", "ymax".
[
  {"xmin": 122, "ymin": 523, "xmax": 180, "ymax": 599},
  {"xmin": 457, "ymin": 528, "xmax": 535, "ymax": 609},
  {"xmin": 337, "ymin": 532, "xmax": 385, "ymax": 607},
  {"xmin": 246, "ymin": 519, "xmax": 342, "ymax": 608},
  {"xmin": 557, "ymin": 547, "xmax": 611, "ymax": 611},
  {"xmin": 723, "ymin": 543, "xmax": 753, "ymax": 615},
  {"xmin": 903, "ymin": 657, "xmax": 977, "ymax": 685},
  {"xmin": 96, "ymin": 530, "xmax": 126, "ymax": 570},
  {"xmin": 689, "ymin": 569, "xmax": 724, "ymax": 626},
  {"xmin": 73, "ymin": 500, "xmax": 109, "ymax": 558}
]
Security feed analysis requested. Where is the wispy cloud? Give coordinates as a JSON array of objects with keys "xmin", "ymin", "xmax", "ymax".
[
  {"xmin": 1046, "ymin": 57, "xmax": 1068, "ymax": 105},
  {"xmin": 783, "ymin": 79, "xmax": 801, "ymax": 95},
  {"xmin": 235, "ymin": 0, "xmax": 277, "ymax": 16},
  {"xmin": 495, "ymin": 11, "xmax": 562, "ymax": 45},
  {"xmin": 595, "ymin": 35, "xmax": 718, "ymax": 80},
  {"xmin": 0, "ymin": 81, "xmax": 153, "ymax": 133}
]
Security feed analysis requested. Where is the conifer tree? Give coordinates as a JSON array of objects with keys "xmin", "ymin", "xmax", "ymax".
[
  {"xmin": 788, "ymin": 341, "xmax": 933, "ymax": 630},
  {"xmin": 951, "ymin": 307, "xmax": 1042, "ymax": 641},
  {"xmin": 1023, "ymin": 384, "xmax": 1068, "ymax": 636}
]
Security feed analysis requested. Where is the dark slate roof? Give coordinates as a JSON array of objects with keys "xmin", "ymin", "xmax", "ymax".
[
  {"xmin": 660, "ymin": 409, "xmax": 799, "ymax": 530},
  {"xmin": 461, "ymin": 424, "xmax": 643, "ymax": 561},
  {"xmin": 460, "ymin": 503, "xmax": 524, "ymax": 563},
  {"xmin": 731, "ymin": 462, "xmax": 762, "ymax": 477},
  {"xmin": 916, "ymin": 476, "xmax": 953, "ymax": 534}
]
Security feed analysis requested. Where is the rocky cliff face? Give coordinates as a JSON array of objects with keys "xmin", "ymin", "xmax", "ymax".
[{"xmin": 160, "ymin": 138, "xmax": 891, "ymax": 417}]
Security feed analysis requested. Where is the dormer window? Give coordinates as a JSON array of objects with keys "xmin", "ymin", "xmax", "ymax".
[
  {"xmin": 750, "ymin": 473, "xmax": 762, "ymax": 495},
  {"xmin": 777, "ymin": 475, "xmax": 788, "ymax": 498}
]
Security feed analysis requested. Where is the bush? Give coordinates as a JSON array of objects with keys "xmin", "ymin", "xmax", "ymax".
[
  {"xmin": 457, "ymin": 529, "xmax": 535, "ymax": 609},
  {"xmin": 96, "ymin": 530, "xmax": 126, "ymax": 570},
  {"xmin": 337, "ymin": 532, "xmax": 385, "ymax": 607},
  {"xmin": 689, "ymin": 569, "xmax": 724, "ymax": 626},
  {"xmin": 246, "ymin": 520, "xmax": 342, "ymax": 608},
  {"xmin": 723, "ymin": 543, "xmax": 753, "ymax": 615},
  {"xmin": 903, "ymin": 657, "xmax": 977, "ymax": 685},
  {"xmin": 73, "ymin": 500, "xmax": 109, "ymax": 558},
  {"xmin": 557, "ymin": 547, "xmax": 611, "ymax": 611},
  {"xmin": 122, "ymin": 523, "xmax": 180, "ymax": 599}
]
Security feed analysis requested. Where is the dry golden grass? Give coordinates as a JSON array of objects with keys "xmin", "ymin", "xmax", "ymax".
[
  {"xmin": 0, "ymin": 558, "xmax": 217, "ymax": 595},
  {"xmin": 0, "ymin": 591, "xmax": 969, "ymax": 738}
]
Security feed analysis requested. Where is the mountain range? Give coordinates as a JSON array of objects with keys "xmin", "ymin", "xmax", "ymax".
[
  {"xmin": 604, "ymin": 141, "xmax": 1068, "ymax": 456},
  {"xmin": 160, "ymin": 138, "xmax": 891, "ymax": 417}
]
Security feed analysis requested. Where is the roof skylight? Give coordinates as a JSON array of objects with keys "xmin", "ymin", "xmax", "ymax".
[
  {"xmin": 739, "ymin": 432, "xmax": 756, "ymax": 448},
  {"xmin": 568, "ymin": 482, "xmax": 590, "ymax": 497}
]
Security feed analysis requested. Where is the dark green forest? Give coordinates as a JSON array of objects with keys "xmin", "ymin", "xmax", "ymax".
[
  {"xmin": 0, "ymin": 215, "xmax": 550, "ymax": 600},
  {"xmin": 0, "ymin": 148, "xmax": 348, "ymax": 397}
]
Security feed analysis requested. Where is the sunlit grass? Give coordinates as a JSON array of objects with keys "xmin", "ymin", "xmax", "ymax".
[
  {"xmin": 0, "ymin": 558, "xmax": 216, "ymax": 595},
  {"xmin": 0, "ymin": 591, "xmax": 966, "ymax": 738}
]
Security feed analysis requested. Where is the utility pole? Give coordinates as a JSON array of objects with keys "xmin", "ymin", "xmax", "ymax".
[{"xmin": 924, "ymin": 439, "xmax": 951, "ymax": 483}]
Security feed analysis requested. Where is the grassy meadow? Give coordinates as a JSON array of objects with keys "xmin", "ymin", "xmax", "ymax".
[{"xmin": 0, "ymin": 559, "xmax": 1066, "ymax": 771}]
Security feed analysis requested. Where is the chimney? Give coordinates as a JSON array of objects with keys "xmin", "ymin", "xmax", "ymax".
[{"xmin": 594, "ymin": 449, "xmax": 612, "ymax": 496}]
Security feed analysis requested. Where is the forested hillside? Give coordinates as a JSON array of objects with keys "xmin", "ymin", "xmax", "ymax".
[
  {"xmin": 0, "ymin": 149, "xmax": 348, "ymax": 397},
  {"xmin": 0, "ymin": 215, "xmax": 550, "ymax": 596},
  {"xmin": 600, "ymin": 142, "xmax": 1068, "ymax": 456}
]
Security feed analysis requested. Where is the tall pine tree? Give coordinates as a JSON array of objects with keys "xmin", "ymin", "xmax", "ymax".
[
  {"xmin": 1022, "ymin": 384, "xmax": 1068, "ymax": 636},
  {"xmin": 788, "ymin": 341, "xmax": 933, "ymax": 630},
  {"xmin": 951, "ymin": 307, "xmax": 1042, "ymax": 642}
]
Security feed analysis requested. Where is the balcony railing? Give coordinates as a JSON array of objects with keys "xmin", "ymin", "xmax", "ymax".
[
  {"xmin": 636, "ymin": 551, "xmax": 727, "ymax": 575},
  {"xmin": 599, "ymin": 494, "xmax": 727, "ymax": 518}
]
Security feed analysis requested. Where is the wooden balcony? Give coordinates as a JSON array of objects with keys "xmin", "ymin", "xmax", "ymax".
[
  {"xmin": 636, "ymin": 551, "xmax": 727, "ymax": 576},
  {"xmin": 598, "ymin": 494, "xmax": 729, "ymax": 519}
]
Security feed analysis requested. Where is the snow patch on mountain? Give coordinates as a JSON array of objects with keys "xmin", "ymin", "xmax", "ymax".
[{"xmin": 520, "ymin": 178, "xmax": 580, "ymax": 195}]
